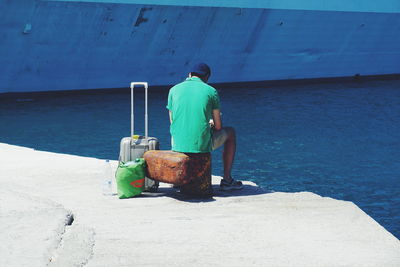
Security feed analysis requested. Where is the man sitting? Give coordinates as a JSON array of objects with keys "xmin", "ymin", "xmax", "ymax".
[{"xmin": 166, "ymin": 63, "xmax": 243, "ymax": 191}]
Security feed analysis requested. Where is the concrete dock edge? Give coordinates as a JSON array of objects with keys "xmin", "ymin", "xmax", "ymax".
[{"xmin": 0, "ymin": 143, "xmax": 399, "ymax": 266}]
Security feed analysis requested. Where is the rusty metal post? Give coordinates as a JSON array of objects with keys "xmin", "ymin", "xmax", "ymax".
[
  {"xmin": 180, "ymin": 152, "xmax": 212, "ymax": 197},
  {"xmin": 144, "ymin": 150, "xmax": 212, "ymax": 197}
]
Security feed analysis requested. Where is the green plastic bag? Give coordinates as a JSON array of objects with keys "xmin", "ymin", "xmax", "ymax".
[{"xmin": 115, "ymin": 158, "xmax": 146, "ymax": 199}]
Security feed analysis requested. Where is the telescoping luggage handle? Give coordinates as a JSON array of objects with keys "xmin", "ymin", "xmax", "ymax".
[{"xmin": 130, "ymin": 82, "xmax": 148, "ymax": 141}]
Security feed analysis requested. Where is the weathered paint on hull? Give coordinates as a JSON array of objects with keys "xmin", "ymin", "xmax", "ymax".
[{"xmin": 0, "ymin": 0, "xmax": 399, "ymax": 93}]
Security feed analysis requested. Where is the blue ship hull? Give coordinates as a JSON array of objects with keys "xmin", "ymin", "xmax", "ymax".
[{"xmin": 1, "ymin": 0, "xmax": 399, "ymax": 93}]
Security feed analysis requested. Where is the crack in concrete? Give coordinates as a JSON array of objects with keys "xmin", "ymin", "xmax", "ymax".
[{"xmin": 47, "ymin": 212, "xmax": 95, "ymax": 267}]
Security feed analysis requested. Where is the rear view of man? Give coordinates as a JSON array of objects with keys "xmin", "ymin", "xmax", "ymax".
[{"xmin": 166, "ymin": 63, "xmax": 243, "ymax": 191}]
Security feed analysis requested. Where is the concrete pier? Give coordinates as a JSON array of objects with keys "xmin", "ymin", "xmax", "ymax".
[{"xmin": 0, "ymin": 143, "xmax": 399, "ymax": 266}]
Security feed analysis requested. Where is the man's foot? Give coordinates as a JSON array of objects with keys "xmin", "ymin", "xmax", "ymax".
[{"xmin": 220, "ymin": 178, "xmax": 243, "ymax": 191}]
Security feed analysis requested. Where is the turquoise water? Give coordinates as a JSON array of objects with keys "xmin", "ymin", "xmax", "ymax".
[{"xmin": 1, "ymin": 79, "xmax": 399, "ymax": 239}]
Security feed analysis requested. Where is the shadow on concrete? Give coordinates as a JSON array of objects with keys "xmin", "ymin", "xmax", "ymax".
[
  {"xmin": 140, "ymin": 183, "xmax": 269, "ymax": 203},
  {"xmin": 211, "ymin": 184, "xmax": 269, "ymax": 198}
]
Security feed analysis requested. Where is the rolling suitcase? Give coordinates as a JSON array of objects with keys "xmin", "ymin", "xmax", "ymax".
[{"xmin": 119, "ymin": 82, "xmax": 159, "ymax": 192}]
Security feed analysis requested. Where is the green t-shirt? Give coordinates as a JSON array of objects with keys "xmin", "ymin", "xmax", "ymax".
[{"xmin": 166, "ymin": 77, "xmax": 220, "ymax": 153}]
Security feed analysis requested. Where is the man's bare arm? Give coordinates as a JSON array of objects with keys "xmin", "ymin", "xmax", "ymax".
[
  {"xmin": 169, "ymin": 110, "xmax": 173, "ymax": 124},
  {"xmin": 212, "ymin": 109, "xmax": 222, "ymax": 131}
]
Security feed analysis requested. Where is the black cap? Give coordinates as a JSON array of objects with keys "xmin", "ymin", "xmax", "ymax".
[{"xmin": 190, "ymin": 63, "xmax": 211, "ymax": 77}]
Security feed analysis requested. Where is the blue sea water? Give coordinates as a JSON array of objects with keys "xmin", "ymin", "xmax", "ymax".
[{"xmin": 1, "ymin": 79, "xmax": 399, "ymax": 239}]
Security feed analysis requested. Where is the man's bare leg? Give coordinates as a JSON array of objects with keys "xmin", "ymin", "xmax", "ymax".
[{"xmin": 222, "ymin": 127, "xmax": 236, "ymax": 182}]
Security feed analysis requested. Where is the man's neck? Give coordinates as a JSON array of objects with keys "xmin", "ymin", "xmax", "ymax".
[{"xmin": 189, "ymin": 75, "xmax": 208, "ymax": 83}]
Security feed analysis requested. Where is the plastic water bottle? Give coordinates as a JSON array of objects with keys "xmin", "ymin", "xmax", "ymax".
[{"xmin": 102, "ymin": 159, "xmax": 113, "ymax": 196}]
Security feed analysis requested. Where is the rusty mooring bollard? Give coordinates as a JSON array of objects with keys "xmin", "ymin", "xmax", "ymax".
[{"xmin": 144, "ymin": 150, "xmax": 212, "ymax": 197}]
